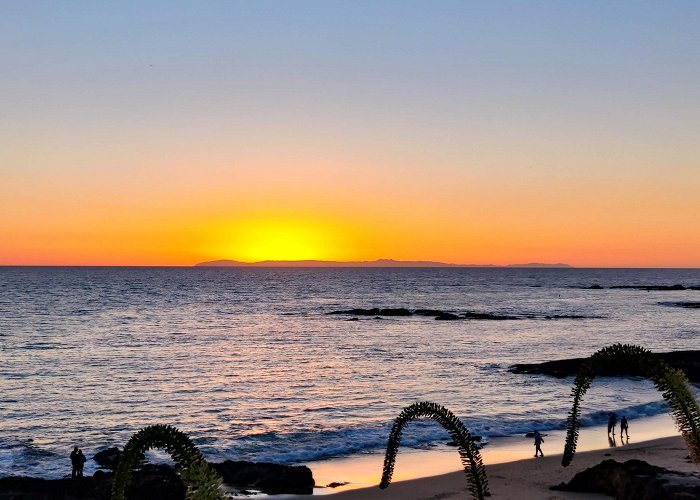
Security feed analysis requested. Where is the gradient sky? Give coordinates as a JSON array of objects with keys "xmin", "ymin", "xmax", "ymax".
[{"xmin": 2, "ymin": 1, "xmax": 699, "ymax": 266}]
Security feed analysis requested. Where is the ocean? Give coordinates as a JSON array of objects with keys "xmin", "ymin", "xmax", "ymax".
[{"xmin": 1, "ymin": 267, "xmax": 699, "ymax": 479}]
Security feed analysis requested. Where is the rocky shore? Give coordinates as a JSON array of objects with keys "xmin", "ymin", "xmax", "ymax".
[
  {"xmin": 0, "ymin": 452, "xmax": 315, "ymax": 499},
  {"xmin": 552, "ymin": 459, "xmax": 700, "ymax": 499}
]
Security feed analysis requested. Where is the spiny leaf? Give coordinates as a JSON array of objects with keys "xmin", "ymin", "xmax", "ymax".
[
  {"xmin": 111, "ymin": 424, "xmax": 223, "ymax": 500},
  {"xmin": 562, "ymin": 344, "xmax": 700, "ymax": 467},
  {"xmin": 380, "ymin": 402, "xmax": 489, "ymax": 500}
]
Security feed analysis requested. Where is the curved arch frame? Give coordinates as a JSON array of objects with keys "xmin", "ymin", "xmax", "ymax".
[
  {"xmin": 562, "ymin": 344, "xmax": 700, "ymax": 467},
  {"xmin": 111, "ymin": 424, "xmax": 223, "ymax": 500},
  {"xmin": 380, "ymin": 402, "xmax": 490, "ymax": 500}
]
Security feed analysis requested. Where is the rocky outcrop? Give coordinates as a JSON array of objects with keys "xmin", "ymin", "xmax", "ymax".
[
  {"xmin": 551, "ymin": 459, "xmax": 700, "ymax": 499},
  {"xmin": 510, "ymin": 350, "xmax": 700, "ymax": 383},
  {"xmin": 212, "ymin": 461, "xmax": 314, "ymax": 494},
  {"xmin": 330, "ymin": 307, "xmax": 593, "ymax": 321},
  {"xmin": 0, "ymin": 465, "xmax": 184, "ymax": 500},
  {"xmin": 93, "ymin": 447, "xmax": 121, "ymax": 470},
  {"xmin": 0, "ymin": 461, "xmax": 315, "ymax": 498}
]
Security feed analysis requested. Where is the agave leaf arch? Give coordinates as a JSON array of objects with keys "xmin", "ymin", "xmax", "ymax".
[
  {"xmin": 111, "ymin": 424, "xmax": 223, "ymax": 500},
  {"xmin": 380, "ymin": 402, "xmax": 490, "ymax": 499},
  {"xmin": 562, "ymin": 343, "xmax": 700, "ymax": 467}
]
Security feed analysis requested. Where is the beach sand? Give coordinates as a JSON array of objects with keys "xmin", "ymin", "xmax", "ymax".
[
  {"xmin": 326, "ymin": 435, "xmax": 694, "ymax": 499},
  {"xmin": 280, "ymin": 413, "xmax": 696, "ymax": 499}
]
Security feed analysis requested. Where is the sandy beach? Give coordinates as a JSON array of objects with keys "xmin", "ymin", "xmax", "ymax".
[
  {"xmin": 281, "ymin": 413, "xmax": 694, "ymax": 499},
  {"xmin": 315, "ymin": 435, "xmax": 693, "ymax": 499}
]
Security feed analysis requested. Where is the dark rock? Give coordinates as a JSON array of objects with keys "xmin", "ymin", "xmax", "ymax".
[
  {"xmin": 328, "ymin": 308, "xmax": 380, "ymax": 316},
  {"xmin": 0, "ymin": 467, "xmax": 184, "ymax": 500},
  {"xmin": 378, "ymin": 308, "xmax": 412, "ymax": 316},
  {"xmin": 414, "ymin": 309, "xmax": 447, "ymax": 317},
  {"xmin": 610, "ymin": 284, "xmax": 687, "ymax": 291},
  {"xmin": 93, "ymin": 447, "xmax": 121, "ymax": 470},
  {"xmin": 212, "ymin": 461, "xmax": 314, "ymax": 495},
  {"xmin": 660, "ymin": 301, "xmax": 700, "ymax": 309},
  {"xmin": 588, "ymin": 284, "xmax": 604, "ymax": 289},
  {"xmin": 435, "ymin": 312, "xmax": 461, "ymax": 320},
  {"xmin": 0, "ymin": 476, "xmax": 111, "ymax": 500},
  {"xmin": 0, "ymin": 460, "xmax": 315, "ymax": 498},
  {"xmin": 329, "ymin": 308, "xmax": 412, "ymax": 317},
  {"xmin": 509, "ymin": 350, "xmax": 700, "ymax": 383},
  {"xmin": 127, "ymin": 465, "xmax": 185, "ymax": 500},
  {"xmin": 462, "ymin": 312, "xmax": 520, "ymax": 320},
  {"xmin": 326, "ymin": 481, "xmax": 349, "ymax": 488},
  {"xmin": 551, "ymin": 459, "xmax": 700, "ymax": 499}
]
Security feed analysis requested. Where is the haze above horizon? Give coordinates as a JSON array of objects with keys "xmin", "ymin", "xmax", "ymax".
[{"xmin": 2, "ymin": 1, "xmax": 699, "ymax": 267}]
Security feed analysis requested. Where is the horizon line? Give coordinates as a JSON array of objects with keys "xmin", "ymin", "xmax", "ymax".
[{"xmin": 2, "ymin": 264, "xmax": 700, "ymax": 269}]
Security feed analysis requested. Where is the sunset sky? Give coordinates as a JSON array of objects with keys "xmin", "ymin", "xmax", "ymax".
[{"xmin": 2, "ymin": 1, "xmax": 699, "ymax": 267}]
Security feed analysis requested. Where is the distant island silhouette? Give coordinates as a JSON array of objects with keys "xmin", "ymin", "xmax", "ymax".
[{"xmin": 194, "ymin": 259, "xmax": 573, "ymax": 268}]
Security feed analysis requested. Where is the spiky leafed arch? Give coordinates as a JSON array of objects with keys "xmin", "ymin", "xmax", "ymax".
[
  {"xmin": 562, "ymin": 344, "xmax": 700, "ymax": 467},
  {"xmin": 111, "ymin": 424, "xmax": 223, "ymax": 500},
  {"xmin": 380, "ymin": 402, "xmax": 490, "ymax": 500}
]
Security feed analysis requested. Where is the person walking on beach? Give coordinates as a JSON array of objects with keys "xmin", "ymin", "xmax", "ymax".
[
  {"xmin": 533, "ymin": 430, "xmax": 544, "ymax": 457},
  {"xmin": 620, "ymin": 416, "xmax": 629, "ymax": 439},
  {"xmin": 607, "ymin": 412, "xmax": 617, "ymax": 435},
  {"xmin": 70, "ymin": 446, "xmax": 79, "ymax": 478}
]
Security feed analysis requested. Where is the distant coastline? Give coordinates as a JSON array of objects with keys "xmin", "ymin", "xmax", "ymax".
[{"xmin": 194, "ymin": 259, "xmax": 573, "ymax": 268}]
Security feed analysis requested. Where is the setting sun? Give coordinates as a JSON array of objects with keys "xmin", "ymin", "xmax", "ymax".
[{"xmin": 215, "ymin": 217, "xmax": 356, "ymax": 262}]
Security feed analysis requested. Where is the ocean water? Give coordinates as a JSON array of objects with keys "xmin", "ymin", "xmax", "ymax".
[{"xmin": 1, "ymin": 267, "xmax": 699, "ymax": 478}]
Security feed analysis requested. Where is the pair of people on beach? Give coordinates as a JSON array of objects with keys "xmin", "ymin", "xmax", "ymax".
[
  {"xmin": 607, "ymin": 412, "xmax": 629, "ymax": 438},
  {"xmin": 70, "ymin": 446, "xmax": 87, "ymax": 478}
]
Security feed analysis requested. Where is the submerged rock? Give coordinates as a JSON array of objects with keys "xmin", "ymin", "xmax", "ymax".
[
  {"xmin": 551, "ymin": 459, "xmax": 700, "ymax": 499},
  {"xmin": 414, "ymin": 309, "xmax": 447, "ymax": 317},
  {"xmin": 610, "ymin": 284, "xmax": 689, "ymax": 291},
  {"xmin": 659, "ymin": 301, "xmax": 700, "ymax": 309},
  {"xmin": 328, "ymin": 308, "xmax": 380, "ymax": 316},
  {"xmin": 378, "ymin": 308, "xmax": 412, "ymax": 316},
  {"xmin": 434, "ymin": 312, "xmax": 461, "ymax": 320},
  {"xmin": 462, "ymin": 312, "xmax": 520, "ymax": 320}
]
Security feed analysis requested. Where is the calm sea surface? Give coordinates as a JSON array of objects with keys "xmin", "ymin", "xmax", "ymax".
[{"xmin": 1, "ymin": 267, "xmax": 699, "ymax": 478}]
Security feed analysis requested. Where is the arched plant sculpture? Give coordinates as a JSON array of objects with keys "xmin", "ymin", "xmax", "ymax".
[
  {"xmin": 111, "ymin": 424, "xmax": 223, "ymax": 500},
  {"xmin": 562, "ymin": 343, "xmax": 700, "ymax": 467},
  {"xmin": 380, "ymin": 401, "xmax": 489, "ymax": 499}
]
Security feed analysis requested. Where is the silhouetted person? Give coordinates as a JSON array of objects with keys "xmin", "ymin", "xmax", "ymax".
[
  {"xmin": 70, "ymin": 446, "xmax": 79, "ymax": 478},
  {"xmin": 620, "ymin": 416, "xmax": 629, "ymax": 439},
  {"xmin": 533, "ymin": 430, "xmax": 544, "ymax": 457},
  {"xmin": 607, "ymin": 412, "xmax": 617, "ymax": 435},
  {"xmin": 77, "ymin": 449, "xmax": 86, "ymax": 478}
]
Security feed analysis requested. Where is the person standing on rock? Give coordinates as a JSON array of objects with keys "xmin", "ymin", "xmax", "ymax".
[
  {"xmin": 77, "ymin": 449, "xmax": 86, "ymax": 477},
  {"xmin": 70, "ymin": 446, "xmax": 79, "ymax": 478},
  {"xmin": 533, "ymin": 430, "xmax": 544, "ymax": 457}
]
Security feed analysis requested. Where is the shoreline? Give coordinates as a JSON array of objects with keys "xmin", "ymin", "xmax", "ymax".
[
  {"xmin": 295, "ymin": 412, "xmax": 681, "ymax": 497},
  {"xmin": 322, "ymin": 434, "xmax": 695, "ymax": 499}
]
